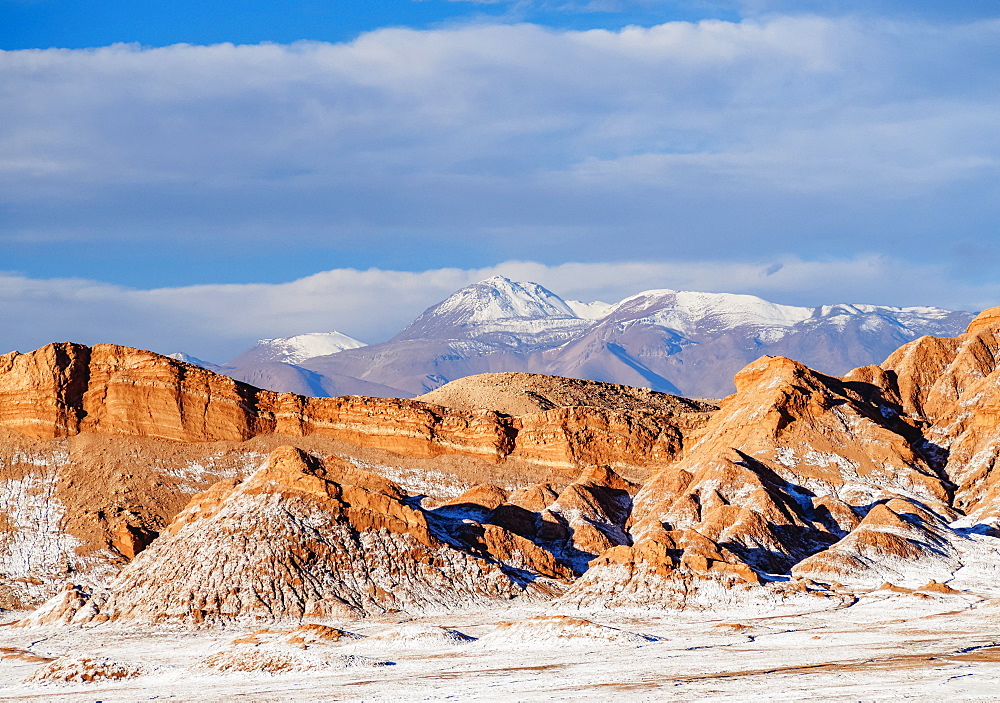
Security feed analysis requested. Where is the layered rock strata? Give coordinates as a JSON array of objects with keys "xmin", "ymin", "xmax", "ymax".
[
  {"xmin": 0, "ymin": 343, "xmax": 714, "ymax": 471},
  {"xmin": 11, "ymin": 307, "xmax": 1000, "ymax": 621},
  {"xmin": 0, "ymin": 344, "xmax": 712, "ymax": 607}
]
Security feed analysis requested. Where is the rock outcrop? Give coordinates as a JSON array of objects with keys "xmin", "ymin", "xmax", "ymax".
[
  {"xmin": 791, "ymin": 498, "xmax": 960, "ymax": 587},
  {"xmin": 22, "ymin": 447, "xmax": 570, "ymax": 625},
  {"xmin": 564, "ymin": 350, "xmax": 964, "ymax": 604},
  {"xmin": 11, "ymin": 307, "xmax": 1000, "ymax": 621},
  {"xmin": 432, "ymin": 462, "xmax": 637, "ymax": 576},
  {"xmin": 882, "ymin": 308, "xmax": 1000, "ymax": 523},
  {"xmin": 0, "ymin": 344, "xmax": 713, "ymax": 606},
  {"xmin": 0, "ymin": 343, "xmax": 713, "ymax": 473}
]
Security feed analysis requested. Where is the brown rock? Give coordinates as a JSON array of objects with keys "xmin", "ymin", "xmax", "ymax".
[
  {"xmin": 791, "ymin": 499, "xmax": 959, "ymax": 587},
  {"xmin": 110, "ymin": 522, "xmax": 158, "ymax": 559},
  {"xmin": 882, "ymin": 306, "xmax": 1000, "ymax": 520},
  {"xmin": 415, "ymin": 371, "xmax": 716, "ymax": 418},
  {"xmin": 22, "ymin": 446, "xmax": 566, "ymax": 625},
  {"xmin": 566, "ymin": 351, "xmax": 954, "ymax": 604},
  {"xmin": 919, "ymin": 579, "xmax": 962, "ymax": 594},
  {"xmin": 441, "ymin": 484, "xmax": 510, "ymax": 512},
  {"xmin": 965, "ymin": 306, "xmax": 1000, "ymax": 336},
  {"xmin": 0, "ymin": 344, "xmax": 91, "ymax": 439},
  {"xmin": 0, "ymin": 344, "xmax": 714, "ymax": 477}
]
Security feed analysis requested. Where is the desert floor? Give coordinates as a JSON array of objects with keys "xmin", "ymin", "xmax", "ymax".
[{"xmin": 2, "ymin": 588, "xmax": 1000, "ymax": 702}]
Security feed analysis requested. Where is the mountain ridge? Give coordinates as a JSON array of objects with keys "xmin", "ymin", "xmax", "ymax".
[
  {"xmin": 164, "ymin": 275, "xmax": 973, "ymax": 399},
  {"xmin": 281, "ymin": 277, "xmax": 972, "ymax": 398}
]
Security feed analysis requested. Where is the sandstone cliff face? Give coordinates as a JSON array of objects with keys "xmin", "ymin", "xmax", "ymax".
[
  {"xmin": 0, "ymin": 343, "xmax": 712, "ymax": 474},
  {"xmin": 0, "ymin": 344, "xmax": 713, "ymax": 607},
  {"xmin": 0, "ymin": 344, "xmax": 91, "ymax": 440}
]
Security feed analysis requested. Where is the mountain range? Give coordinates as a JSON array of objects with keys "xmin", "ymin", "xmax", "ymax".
[{"xmin": 194, "ymin": 276, "xmax": 974, "ymax": 399}]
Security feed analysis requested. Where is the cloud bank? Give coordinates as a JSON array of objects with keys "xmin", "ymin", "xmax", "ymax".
[
  {"xmin": 1, "ymin": 257, "xmax": 994, "ymax": 363},
  {"xmin": 1, "ymin": 16, "xmax": 998, "ymax": 284}
]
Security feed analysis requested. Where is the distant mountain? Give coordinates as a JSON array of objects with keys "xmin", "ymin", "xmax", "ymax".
[
  {"xmin": 166, "ymin": 352, "xmax": 221, "ymax": 370},
  {"xmin": 228, "ymin": 331, "xmax": 366, "ymax": 366},
  {"xmin": 534, "ymin": 290, "xmax": 973, "ymax": 397},
  {"xmin": 392, "ymin": 276, "xmax": 597, "ymax": 350},
  {"xmin": 212, "ymin": 331, "xmax": 404, "ymax": 398},
  {"xmin": 220, "ymin": 277, "xmax": 975, "ymax": 398}
]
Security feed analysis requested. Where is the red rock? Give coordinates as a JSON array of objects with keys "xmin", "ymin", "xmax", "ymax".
[{"xmin": 24, "ymin": 447, "xmax": 567, "ymax": 625}]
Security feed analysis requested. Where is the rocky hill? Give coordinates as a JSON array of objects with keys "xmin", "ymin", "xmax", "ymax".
[
  {"xmin": 0, "ymin": 343, "xmax": 710, "ymax": 609},
  {"xmin": 5, "ymin": 307, "xmax": 1000, "ymax": 625},
  {"xmin": 415, "ymin": 372, "xmax": 713, "ymax": 416}
]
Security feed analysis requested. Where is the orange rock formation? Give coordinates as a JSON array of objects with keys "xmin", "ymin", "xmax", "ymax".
[
  {"xmin": 11, "ymin": 307, "xmax": 1000, "ymax": 619},
  {"xmin": 20, "ymin": 447, "xmax": 572, "ymax": 625},
  {"xmin": 0, "ymin": 343, "xmax": 712, "ymax": 470}
]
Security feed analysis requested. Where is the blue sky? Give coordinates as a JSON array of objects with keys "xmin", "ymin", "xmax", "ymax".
[
  {"xmin": 3, "ymin": 1, "xmax": 996, "ymax": 51},
  {"xmin": 1, "ymin": 1, "xmax": 999, "ymax": 359}
]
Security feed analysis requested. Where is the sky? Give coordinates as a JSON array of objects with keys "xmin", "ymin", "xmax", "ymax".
[{"xmin": 1, "ymin": 0, "xmax": 999, "ymax": 360}]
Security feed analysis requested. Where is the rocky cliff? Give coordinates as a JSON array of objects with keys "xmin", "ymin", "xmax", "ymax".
[
  {"xmin": 0, "ymin": 345, "xmax": 711, "ymax": 608},
  {"xmin": 10, "ymin": 309, "xmax": 1000, "ymax": 623},
  {"xmin": 0, "ymin": 343, "xmax": 713, "ymax": 469}
]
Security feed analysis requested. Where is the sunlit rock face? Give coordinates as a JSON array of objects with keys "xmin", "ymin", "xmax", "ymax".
[
  {"xmin": 882, "ymin": 307, "xmax": 1000, "ymax": 523},
  {"xmin": 9, "ymin": 309, "xmax": 1000, "ymax": 623},
  {"xmin": 0, "ymin": 345, "xmax": 710, "ymax": 609}
]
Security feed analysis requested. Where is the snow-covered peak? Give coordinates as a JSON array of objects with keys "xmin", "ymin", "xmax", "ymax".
[
  {"xmin": 610, "ymin": 289, "xmax": 813, "ymax": 335},
  {"xmin": 813, "ymin": 303, "xmax": 955, "ymax": 319},
  {"xmin": 395, "ymin": 277, "xmax": 584, "ymax": 343},
  {"xmin": 436, "ymin": 276, "xmax": 578, "ymax": 322},
  {"xmin": 566, "ymin": 299, "xmax": 613, "ymax": 320},
  {"xmin": 234, "ymin": 331, "xmax": 367, "ymax": 366}
]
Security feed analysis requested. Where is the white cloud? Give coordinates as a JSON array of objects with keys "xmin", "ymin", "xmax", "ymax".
[
  {"xmin": 0, "ymin": 16, "xmax": 997, "ymax": 270},
  {"xmin": 0, "ymin": 256, "xmax": 994, "ymax": 363}
]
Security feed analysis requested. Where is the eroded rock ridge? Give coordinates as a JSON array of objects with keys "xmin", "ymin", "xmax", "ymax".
[{"xmin": 8, "ymin": 308, "xmax": 1000, "ymax": 622}]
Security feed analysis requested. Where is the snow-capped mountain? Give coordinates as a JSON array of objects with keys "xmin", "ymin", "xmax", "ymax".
[
  {"xmin": 537, "ymin": 290, "xmax": 972, "ymax": 397},
  {"xmin": 392, "ymin": 276, "xmax": 595, "ymax": 350},
  {"xmin": 222, "ymin": 277, "xmax": 975, "ymax": 398},
  {"xmin": 228, "ymin": 331, "xmax": 366, "ymax": 366},
  {"xmin": 212, "ymin": 331, "xmax": 395, "ymax": 398}
]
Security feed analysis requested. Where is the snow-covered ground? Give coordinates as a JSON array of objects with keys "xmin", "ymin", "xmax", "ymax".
[{"xmin": 3, "ymin": 590, "xmax": 1000, "ymax": 701}]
